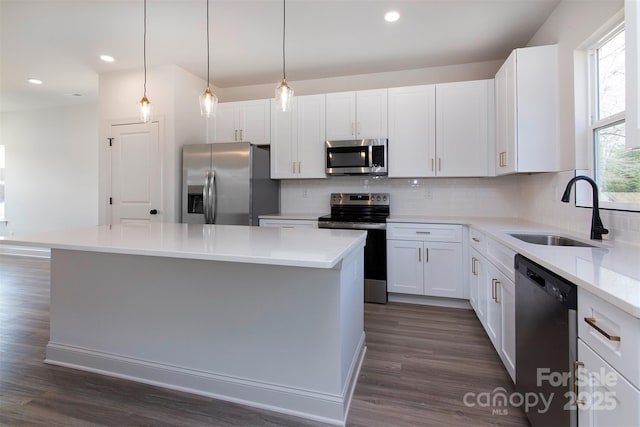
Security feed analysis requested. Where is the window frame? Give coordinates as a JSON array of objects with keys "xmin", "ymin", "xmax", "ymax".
[{"xmin": 585, "ymin": 19, "xmax": 640, "ymax": 213}]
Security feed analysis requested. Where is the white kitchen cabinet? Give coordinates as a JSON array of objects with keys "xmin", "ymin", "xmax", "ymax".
[
  {"xmin": 387, "ymin": 223, "xmax": 464, "ymax": 299},
  {"xmin": 494, "ymin": 44, "xmax": 559, "ymax": 175},
  {"xmin": 388, "ymin": 85, "xmax": 436, "ymax": 178},
  {"xmin": 467, "ymin": 227, "xmax": 516, "ymax": 382},
  {"xmin": 388, "ymin": 80, "xmax": 492, "ymax": 178},
  {"xmin": 259, "ymin": 219, "xmax": 318, "ymax": 228},
  {"xmin": 436, "ymin": 80, "xmax": 493, "ymax": 177},
  {"xmin": 214, "ymin": 99, "xmax": 271, "ymax": 145},
  {"xmin": 325, "ymin": 89, "xmax": 387, "ymax": 140},
  {"xmin": 577, "ymin": 340, "xmax": 640, "ymax": 427},
  {"xmin": 270, "ymin": 94, "xmax": 326, "ymax": 179}
]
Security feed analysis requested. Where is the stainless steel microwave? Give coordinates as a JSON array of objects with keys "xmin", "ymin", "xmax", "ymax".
[{"xmin": 325, "ymin": 139, "xmax": 388, "ymax": 176}]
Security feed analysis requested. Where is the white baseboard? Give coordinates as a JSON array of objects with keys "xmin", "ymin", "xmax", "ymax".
[
  {"xmin": 388, "ymin": 293, "xmax": 472, "ymax": 309},
  {"xmin": 45, "ymin": 335, "xmax": 366, "ymax": 426},
  {"xmin": 0, "ymin": 245, "xmax": 50, "ymax": 258}
]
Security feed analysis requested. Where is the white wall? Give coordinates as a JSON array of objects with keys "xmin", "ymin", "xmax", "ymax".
[
  {"xmin": 518, "ymin": 0, "xmax": 640, "ymax": 245},
  {"xmin": 98, "ymin": 64, "xmax": 208, "ymax": 224},
  {"xmin": 216, "ymin": 60, "xmax": 503, "ymax": 102},
  {"xmin": 0, "ymin": 104, "xmax": 99, "ymax": 235}
]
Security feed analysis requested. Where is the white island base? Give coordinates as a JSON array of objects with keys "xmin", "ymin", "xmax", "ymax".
[{"xmin": 33, "ymin": 225, "xmax": 366, "ymax": 426}]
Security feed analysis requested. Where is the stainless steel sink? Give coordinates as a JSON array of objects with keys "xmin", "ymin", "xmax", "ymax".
[{"xmin": 508, "ymin": 233, "xmax": 596, "ymax": 247}]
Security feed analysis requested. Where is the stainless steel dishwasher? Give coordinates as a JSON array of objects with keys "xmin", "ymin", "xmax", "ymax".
[{"xmin": 515, "ymin": 254, "xmax": 578, "ymax": 427}]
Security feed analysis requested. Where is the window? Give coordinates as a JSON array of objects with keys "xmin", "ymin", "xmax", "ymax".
[
  {"xmin": 589, "ymin": 24, "xmax": 640, "ymax": 211},
  {"xmin": 0, "ymin": 145, "xmax": 4, "ymax": 220}
]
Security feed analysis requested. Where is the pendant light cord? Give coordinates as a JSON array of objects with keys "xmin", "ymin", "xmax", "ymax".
[
  {"xmin": 206, "ymin": 0, "xmax": 210, "ymax": 88},
  {"xmin": 282, "ymin": 0, "xmax": 286, "ymax": 81},
  {"xmin": 143, "ymin": 0, "xmax": 147, "ymax": 97}
]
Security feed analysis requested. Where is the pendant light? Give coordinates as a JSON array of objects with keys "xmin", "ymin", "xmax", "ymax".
[
  {"xmin": 139, "ymin": 0, "xmax": 151, "ymax": 123},
  {"xmin": 199, "ymin": 0, "xmax": 218, "ymax": 117},
  {"xmin": 275, "ymin": 0, "xmax": 293, "ymax": 112}
]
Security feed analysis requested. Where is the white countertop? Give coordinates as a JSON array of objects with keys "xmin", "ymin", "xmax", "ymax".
[
  {"xmin": 0, "ymin": 223, "xmax": 366, "ymax": 269},
  {"xmin": 388, "ymin": 215, "xmax": 640, "ymax": 318}
]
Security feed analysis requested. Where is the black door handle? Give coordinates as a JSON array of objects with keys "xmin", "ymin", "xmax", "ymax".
[{"xmin": 150, "ymin": 209, "xmax": 158, "ymax": 215}]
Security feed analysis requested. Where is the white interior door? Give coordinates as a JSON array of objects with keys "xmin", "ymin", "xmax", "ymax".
[{"xmin": 110, "ymin": 121, "xmax": 161, "ymax": 224}]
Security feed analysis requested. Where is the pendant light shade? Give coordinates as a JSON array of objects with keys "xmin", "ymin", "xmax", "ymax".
[
  {"xmin": 275, "ymin": 0, "xmax": 293, "ymax": 112},
  {"xmin": 200, "ymin": 0, "xmax": 218, "ymax": 117},
  {"xmin": 139, "ymin": 0, "xmax": 151, "ymax": 123}
]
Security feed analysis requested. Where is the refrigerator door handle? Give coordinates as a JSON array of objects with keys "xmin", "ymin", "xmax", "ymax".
[
  {"xmin": 203, "ymin": 172, "xmax": 210, "ymax": 223},
  {"xmin": 209, "ymin": 170, "xmax": 216, "ymax": 224}
]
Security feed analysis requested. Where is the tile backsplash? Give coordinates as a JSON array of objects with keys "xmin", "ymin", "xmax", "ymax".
[
  {"xmin": 280, "ymin": 172, "xmax": 640, "ymax": 246},
  {"xmin": 281, "ymin": 175, "xmax": 521, "ymax": 218}
]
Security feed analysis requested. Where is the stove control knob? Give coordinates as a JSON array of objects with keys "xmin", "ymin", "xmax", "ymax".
[
  {"xmin": 376, "ymin": 195, "xmax": 381, "ymax": 201},
  {"xmin": 383, "ymin": 196, "xmax": 387, "ymax": 201}
]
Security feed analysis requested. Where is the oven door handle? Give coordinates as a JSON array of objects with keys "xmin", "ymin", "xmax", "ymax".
[{"xmin": 318, "ymin": 222, "xmax": 386, "ymax": 230}]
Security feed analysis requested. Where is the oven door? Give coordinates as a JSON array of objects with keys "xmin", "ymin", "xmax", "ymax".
[{"xmin": 318, "ymin": 221, "xmax": 387, "ymax": 303}]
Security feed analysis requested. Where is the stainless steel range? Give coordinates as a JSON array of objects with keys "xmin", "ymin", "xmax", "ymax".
[{"xmin": 318, "ymin": 193, "xmax": 390, "ymax": 304}]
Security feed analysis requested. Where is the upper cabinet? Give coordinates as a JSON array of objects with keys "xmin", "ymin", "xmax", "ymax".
[
  {"xmin": 326, "ymin": 89, "xmax": 388, "ymax": 140},
  {"xmin": 388, "ymin": 80, "xmax": 493, "ymax": 178},
  {"xmin": 626, "ymin": 0, "xmax": 640, "ymax": 149},
  {"xmin": 213, "ymin": 99, "xmax": 271, "ymax": 145},
  {"xmin": 270, "ymin": 94, "xmax": 326, "ymax": 179},
  {"xmin": 388, "ymin": 85, "xmax": 436, "ymax": 178},
  {"xmin": 495, "ymin": 44, "xmax": 559, "ymax": 175},
  {"xmin": 436, "ymin": 80, "xmax": 494, "ymax": 177}
]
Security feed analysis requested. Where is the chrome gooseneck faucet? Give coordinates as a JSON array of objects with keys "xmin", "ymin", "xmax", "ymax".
[{"xmin": 561, "ymin": 175, "xmax": 609, "ymax": 240}]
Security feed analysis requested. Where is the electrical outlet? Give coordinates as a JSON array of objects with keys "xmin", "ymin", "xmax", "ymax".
[
  {"xmin": 302, "ymin": 189, "xmax": 308, "ymax": 198},
  {"xmin": 425, "ymin": 190, "xmax": 433, "ymax": 200}
]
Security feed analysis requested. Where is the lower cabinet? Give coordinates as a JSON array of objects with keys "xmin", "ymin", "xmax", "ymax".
[
  {"xmin": 577, "ymin": 340, "xmax": 640, "ymax": 427},
  {"xmin": 387, "ymin": 223, "xmax": 464, "ymax": 299},
  {"xmin": 576, "ymin": 288, "xmax": 640, "ymax": 426},
  {"xmin": 259, "ymin": 219, "xmax": 318, "ymax": 228},
  {"xmin": 467, "ymin": 227, "xmax": 516, "ymax": 382}
]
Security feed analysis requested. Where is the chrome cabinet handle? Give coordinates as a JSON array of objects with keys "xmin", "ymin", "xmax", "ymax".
[
  {"xmin": 425, "ymin": 248, "xmax": 429, "ymax": 262},
  {"xmin": 418, "ymin": 247, "xmax": 421, "ymax": 262},
  {"xmin": 472, "ymin": 237, "xmax": 480, "ymax": 243},
  {"xmin": 431, "ymin": 158, "xmax": 434, "ymax": 171},
  {"xmin": 491, "ymin": 279, "xmax": 496, "ymax": 301},
  {"xmin": 240, "ymin": 129, "xmax": 243, "ymax": 140},
  {"xmin": 292, "ymin": 162, "xmax": 296, "ymax": 174},
  {"xmin": 298, "ymin": 161, "xmax": 301, "ymax": 174},
  {"xmin": 471, "ymin": 257, "xmax": 477, "ymax": 275},
  {"xmin": 495, "ymin": 280, "xmax": 501, "ymax": 304},
  {"xmin": 234, "ymin": 129, "xmax": 238, "ymax": 141},
  {"xmin": 415, "ymin": 231, "xmax": 431, "ymax": 235},
  {"xmin": 574, "ymin": 361, "xmax": 585, "ymax": 405},
  {"xmin": 584, "ymin": 317, "xmax": 621, "ymax": 342},
  {"xmin": 438, "ymin": 158, "xmax": 442, "ymax": 172}
]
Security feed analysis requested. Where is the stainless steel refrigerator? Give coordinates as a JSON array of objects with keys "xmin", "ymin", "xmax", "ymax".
[{"xmin": 181, "ymin": 142, "xmax": 279, "ymax": 225}]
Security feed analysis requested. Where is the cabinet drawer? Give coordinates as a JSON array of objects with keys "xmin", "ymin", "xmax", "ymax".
[
  {"xmin": 469, "ymin": 228, "xmax": 487, "ymax": 253},
  {"xmin": 578, "ymin": 339, "xmax": 640, "ymax": 426},
  {"xmin": 579, "ymin": 289, "xmax": 640, "ymax": 389},
  {"xmin": 387, "ymin": 223, "xmax": 462, "ymax": 242},
  {"xmin": 259, "ymin": 219, "xmax": 318, "ymax": 229},
  {"xmin": 486, "ymin": 237, "xmax": 516, "ymax": 282}
]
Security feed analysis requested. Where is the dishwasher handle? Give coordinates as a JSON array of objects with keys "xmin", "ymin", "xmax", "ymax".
[{"xmin": 526, "ymin": 268, "xmax": 546, "ymax": 287}]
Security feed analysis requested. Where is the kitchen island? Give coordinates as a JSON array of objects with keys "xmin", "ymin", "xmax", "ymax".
[{"xmin": 2, "ymin": 223, "xmax": 367, "ymax": 426}]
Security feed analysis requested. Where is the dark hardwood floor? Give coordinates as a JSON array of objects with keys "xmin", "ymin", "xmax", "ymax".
[{"xmin": 0, "ymin": 255, "xmax": 529, "ymax": 426}]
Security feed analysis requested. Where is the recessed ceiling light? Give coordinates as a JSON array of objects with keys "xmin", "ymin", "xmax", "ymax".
[
  {"xmin": 28, "ymin": 78, "xmax": 43, "ymax": 85},
  {"xmin": 384, "ymin": 11, "xmax": 400, "ymax": 22},
  {"xmin": 100, "ymin": 55, "xmax": 115, "ymax": 63}
]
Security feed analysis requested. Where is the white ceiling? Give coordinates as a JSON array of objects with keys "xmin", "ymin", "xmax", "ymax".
[{"xmin": 0, "ymin": 0, "xmax": 561, "ymax": 113}]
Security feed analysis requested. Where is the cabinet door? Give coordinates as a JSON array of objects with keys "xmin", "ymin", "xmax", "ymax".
[
  {"xmin": 238, "ymin": 100, "xmax": 270, "ymax": 145},
  {"xmin": 499, "ymin": 273, "xmax": 516, "ymax": 382},
  {"xmin": 387, "ymin": 85, "xmax": 436, "ymax": 178},
  {"xmin": 326, "ymin": 92, "xmax": 356, "ymax": 140},
  {"xmin": 423, "ymin": 242, "xmax": 463, "ymax": 298},
  {"xmin": 469, "ymin": 252, "xmax": 478, "ymax": 311},
  {"xmin": 356, "ymin": 89, "xmax": 388, "ymax": 139},
  {"xmin": 474, "ymin": 252, "xmax": 488, "ymax": 326},
  {"xmin": 578, "ymin": 340, "xmax": 640, "ymax": 427},
  {"xmin": 296, "ymin": 94, "xmax": 326, "ymax": 178},
  {"xmin": 387, "ymin": 240, "xmax": 423, "ymax": 295},
  {"xmin": 436, "ymin": 80, "xmax": 490, "ymax": 177},
  {"xmin": 495, "ymin": 53, "xmax": 516, "ymax": 175},
  {"xmin": 270, "ymin": 99, "xmax": 297, "ymax": 179},
  {"xmin": 626, "ymin": 0, "xmax": 640, "ymax": 149},
  {"xmin": 485, "ymin": 263, "xmax": 502, "ymax": 349},
  {"xmin": 214, "ymin": 102, "xmax": 239, "ymax": 142}
]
